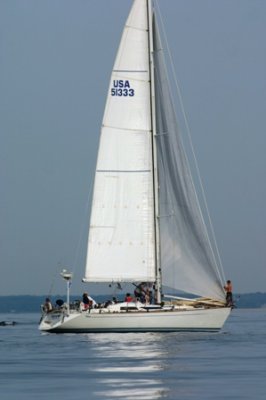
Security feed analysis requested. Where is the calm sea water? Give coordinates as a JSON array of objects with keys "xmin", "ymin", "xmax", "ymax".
[{"xmin": 0, "ymin": 309, "xmax": 266, "ymax": 400}]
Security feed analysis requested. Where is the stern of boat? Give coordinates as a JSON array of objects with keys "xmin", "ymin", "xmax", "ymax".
[{"xmin": 39, "ymin": 310, "xmax": 80, "ymax": 332}]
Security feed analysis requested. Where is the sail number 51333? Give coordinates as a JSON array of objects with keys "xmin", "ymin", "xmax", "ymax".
[{"xmin": 111, "ymin": 80, "xmax": 135, "ymax": 97}]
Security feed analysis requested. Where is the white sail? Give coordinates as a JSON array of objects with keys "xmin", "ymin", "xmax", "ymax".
[
  {"xmin": 84, "ymin": 0, "xmax": 156, "ymax": 283},
  {"xmin": 152, "ymin": 18, "xmax": 225, "ymax": 301}
]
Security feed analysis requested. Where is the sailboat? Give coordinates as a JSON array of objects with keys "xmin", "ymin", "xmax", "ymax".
[{"xmin": 39, "ymin": 0, "xmax": 231, "ymax": 333}]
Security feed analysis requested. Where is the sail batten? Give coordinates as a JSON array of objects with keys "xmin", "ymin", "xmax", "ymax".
[
  {"xmin": 113, "ymin": 69, "xmax": 148, "ymax": 73},
  {"xmin": 96, "ymin": 170, "xmax": 151, "ymax": 173}
]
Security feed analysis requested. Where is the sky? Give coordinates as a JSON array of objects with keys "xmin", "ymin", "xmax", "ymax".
[{"xmin": 0, "ymin": 0, "xmax": 265, "ymax": 296}]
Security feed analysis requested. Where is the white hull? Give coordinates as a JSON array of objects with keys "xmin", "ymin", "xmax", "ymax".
[{"xmin": 39, "ymin": 307, "xmax": 231, "ymax": 333}]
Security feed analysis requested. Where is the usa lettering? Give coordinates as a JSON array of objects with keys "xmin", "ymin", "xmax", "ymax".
[{"xmin": 111, "ymin": 80, "xmax": 135, "ymax": 97}]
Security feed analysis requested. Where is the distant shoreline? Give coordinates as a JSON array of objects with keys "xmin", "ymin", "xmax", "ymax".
[{"xmin": 0, "ymin": 293, "xmax": 266, "ymax": 313}]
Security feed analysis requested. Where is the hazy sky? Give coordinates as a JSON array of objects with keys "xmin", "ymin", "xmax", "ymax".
[{"xmin": 0, "ymin": 0, "xmax": 265, "ymax": 296}]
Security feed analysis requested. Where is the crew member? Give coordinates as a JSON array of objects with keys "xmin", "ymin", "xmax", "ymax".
[{"xmin": 224, "ymin": 280, "xmax": 233, "ymax": 306}]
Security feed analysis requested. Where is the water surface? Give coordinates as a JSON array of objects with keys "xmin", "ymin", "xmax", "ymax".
[{"xmin": 1, "ymin": 309, "xmax": 265, "ymax": 399}]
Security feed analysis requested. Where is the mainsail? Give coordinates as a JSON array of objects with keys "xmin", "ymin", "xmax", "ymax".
[
  {"xmin": 84, "ymin": 0, "xmax": 156, "ymax": 283},
  {"xmin": 84, "ymin": 0, "xmax": 225, "ymax": 302}
]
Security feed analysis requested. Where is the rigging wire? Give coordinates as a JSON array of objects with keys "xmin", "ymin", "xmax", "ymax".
[
  {"xmin": 47, "ymin": 262, "xmax": 63, "ymax": 297},
  {"xmin": 155, "ymin": 1, "xmax": 226, "ymax": 284},
  {"xmin": 46, "ymin": 176, "xmax": 94, "ymax": 297},
  {"xmin": 71, "ymin": 174, "xmax": 94, "ymax": 277}
]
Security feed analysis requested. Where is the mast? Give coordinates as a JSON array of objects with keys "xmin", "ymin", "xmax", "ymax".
[
  {"xmin": 60, "ymin": 269, "xmax": 73, "ymax": 315},
  {"xmin": 147, "ymin": 0, "xmax": 162, "ymax": 303}
]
